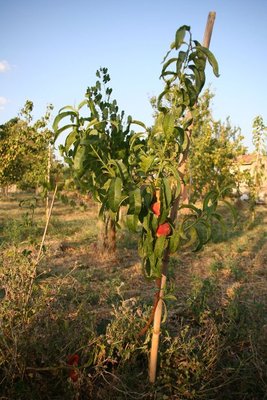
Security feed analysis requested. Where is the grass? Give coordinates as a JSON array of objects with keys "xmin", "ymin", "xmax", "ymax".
[{"xmin": 0, "ymin": 192, "xmax": 267, "ymax": 399}]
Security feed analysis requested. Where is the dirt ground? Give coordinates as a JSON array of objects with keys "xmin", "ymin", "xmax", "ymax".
[{"xmin": 1, "ymin": 193, "xmax": 267, "ymax": 399}]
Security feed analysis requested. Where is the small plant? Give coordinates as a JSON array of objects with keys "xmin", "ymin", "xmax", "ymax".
[
  {"xmin": 210, "ymin": 259, "xmax": 224, "ymax": 273},
  {"xmin": 188, "ymin": 276, "xmax": 218, "ymax": 318}
]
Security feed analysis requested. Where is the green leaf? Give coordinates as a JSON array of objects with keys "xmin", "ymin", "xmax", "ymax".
[
  {"xmin": 203, "ymin": 191, "xmax": 218, "ymax": 214},
  {"xmin": 131, "ymin": 120, "xmax": 147, "ymax": 130},
  {"xmin": 174, "ymin": 25, "xmax": 190, "ymax": 49},
  {"xmin": 157, "ymin": 89, "xmax": 170, "ymax": 112},
  {"xmin": 140, "ymin": 154, "xmax": 156, "ymax": 174},
  {"xmin": 73, "ymin": 146, "xmax": 86, "ymax": 174},
  {"xmin": 221, "ymin": 199, "xmax": 237, "ymax": 225},
  {"xmin": 161, "ymin": 300, "xmax": 168, "ymax": 323},
  {"xmin": 176, "ymin": 50, "xmax": 187, "ymax": 73},
  {"xmin": 108, "ymin": 160, "xmax": 128, "ymax": 181},
  {"xmin": 126, "ymin": 214, "xmax": 138, "ymax": 232},
  {"xmin": 179, "ymin": 204, "xmax": 202, "ymax": 217},
  {"xmin": 184, "ymin": 78, "xmax": 198, "ymax": 106},
  {"xmin": 65, "ymin": 129, "xmax": 78, "ymax": 152},
  {"xmin": 151, "ymin": 214, "xmax": 159, "ymax": 233},
  {"xmin": 211, "ymin": 212, "xmax": 227, "ymax": 236},
  {"xmin": 163, "ymin": 113, "xmax": 175, "ymax": 137},
  {"xmin": 129, "ymin": 132, "xmax": 145, "ymax": 151},
  {"xmin": 150, "ymin": 256, "xmax": 162, "ymax": 278},
  {"xmin": 196, "ymin": 45, "xmax": 220, "ymax": 77},
  {"xmin": 182, "ymin": 226, "xmax": 198, "ymax": 248},
  {"xmin": 169, "ymin": 228, "xmax": 181, "ymax": 253},
  {"xmin": 141, "ymin": 186, "xmax": 153, "ymax": 212},
  {"xmin": 55, "ymin": 124, "xmax": 78, "ymax": 139},
  {"xmin": 128, "ymin": 188, "xmax": 142, "ymax": 216},
  {"xmin": 140, "ymin": 231, "xmax": 154, "ymax": 258},
  {"xmin": 195, "ymin": 219, "xmax": 212, "ymax": 245},
  {"xmin": 154, "ymin": 236, "xmax": 167, "ymax": 258},
  {"xmin": 108, "ymin": 177, "xmax": 122, "ymax": 213},
  {"xmin": 165, "ymin": 164, "xmax": 181, "ymax": 184},
  {"xmin": 53, "ymin": 110, "xmax": 78, "ymax": 139},
  {"xmin": 164, "ymin": 294, "xmax": 177, "ymax": 301},
  {"xmin": 162, "ymin": 178, "xmax": 172, "ymax": 207},
  {"xmin": 143, "ymin": 257, "xmax": 157, "ymax": 278},
  {"xmin": 162, "ymin": 57, "xmax": 177, "ymax": 74},
  {"xmin": 78, "ymin": 99, "xmax": 87, "ymax": 110}
]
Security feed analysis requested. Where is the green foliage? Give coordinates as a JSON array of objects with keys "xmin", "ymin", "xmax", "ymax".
[
  {"xmin": 250, "ymin": 116, "xmax": 267, "ymax": 201},
  {"xmin": 252, "ymin": 115, "xmax": 267, "ymax": 156},
  {"xmin": 123, "ymin": 28, "xmax": 222, "ymax": 278},
  {"xmin": 188, "ymin": 276, "xmax": 218, "ymax": 318},
  {"xmin": 53, "ymin": 68, "xmax": 133, "ymax": 222},
  {"xmin": 186, "ymin": 89, "xmax": 246, "ymax": 201},
  {"xmin": 53, "ymin": 68, "xmax": 137, "ymax": 250},
  {"xmin": 0, "ymin": 102, "xmax": 54, "ymax": 191},
  {"xmin": 54, "ymin": 26, "xmax": 223, "ymax": 276},
  {"xmin": 0, "ymin": 194, "xmax": 266, "ymax": 399}
]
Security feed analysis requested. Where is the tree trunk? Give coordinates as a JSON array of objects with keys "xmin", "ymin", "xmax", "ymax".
[
  {"xmin": 108, "ymin": 219, "xmax": 117, "ymax": 253},
  {"xmin": 97, "ymin": 214, "xmax": 117, "ymax": 253}
]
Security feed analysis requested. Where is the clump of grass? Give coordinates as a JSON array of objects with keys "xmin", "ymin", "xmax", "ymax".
[{"xmin": 1, "ymin": 217, "xmax": 42, "ymax": 245}]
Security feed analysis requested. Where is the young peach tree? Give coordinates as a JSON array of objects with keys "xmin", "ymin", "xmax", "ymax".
[
  {"xmin": 53, "ymin": 68, "xmax": 138, "ymax": 251},
  {"xmin": 54, "ymin": 20, "xmax": 224, "ymax": 382}
]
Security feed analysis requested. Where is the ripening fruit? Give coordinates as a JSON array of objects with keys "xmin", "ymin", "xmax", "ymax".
[
  {"xmin": 67, "ymin": 354, "xmax": 79, "ymax": 382},
  {"xmin": 67, "ymin": 354, "xmax": 79, "ymax": 366},
  {"xmin": 69, "ymin": 369, "xmax": 79, "ymax": 382},
  {"xmin": 156, "ymin": 222, "xmax": 171, "ymax": 237},
  {"xmin": 151, "ymin": 201, "xmax": 161, "ymax": 217}
]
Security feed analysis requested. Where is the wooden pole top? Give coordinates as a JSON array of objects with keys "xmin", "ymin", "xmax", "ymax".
[{"xmin": 203, "ymin": 11, "xmax": 216, "ymax": 48}]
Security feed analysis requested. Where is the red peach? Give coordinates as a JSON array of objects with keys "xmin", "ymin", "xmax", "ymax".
[
  {"xmin": 156, "ymin": 222, "xmax": 171, "ymax": 237},
  {"xmin": 151, "ymin": 201, "xmax": 161, "ymax": 217},
  {"xmin": 69, "ymin": 369, "xmax": 79, "ymax": 382}
]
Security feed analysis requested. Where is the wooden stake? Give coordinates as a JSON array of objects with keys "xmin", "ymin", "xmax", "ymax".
[
  {"xmin": 149, "ymin": 273, "xmax": 166, "ymax": 383},
  {"xmin": 148, "ymin": 11, "xmax": 217, "ymax": 384},
  {"xmin": 203, "ymin": 12, "xmax": 216, "ymax": 48},
  {"xmin": 37, "ymin": 184, "xmax": 58, "ymax": 264},
  {"xmin": 23, "ymin": 184, "xmax": 58, "ymax": 323}
]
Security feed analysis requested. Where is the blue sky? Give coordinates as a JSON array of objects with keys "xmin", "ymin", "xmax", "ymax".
[{"xmin": 0, "ymin": 0, "xmax": 267, "ymax": 152}]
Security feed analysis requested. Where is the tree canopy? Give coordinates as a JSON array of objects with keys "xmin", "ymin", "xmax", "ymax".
[{"xmin": 0, "ymin": 101, "xmax": 54, "ymax": 191}]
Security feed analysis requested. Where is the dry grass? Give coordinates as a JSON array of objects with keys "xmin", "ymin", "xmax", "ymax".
[{"xmin": 0, "ymin": 192, "xmax": 266, "ymax": 399}]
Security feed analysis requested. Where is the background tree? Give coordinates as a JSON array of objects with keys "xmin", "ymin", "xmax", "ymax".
[
  {"xmin": 150, "ymin": 89, "xmax": 246, "ymax": 204},
  {"xmin": 247, "ymin": 115, "xmax": 267, "ymax": 219},
  {"xmin": 0, "ymin": 101, "xmax": 54, "ymax": 195},
  {"xmin": 186, "ymin": 89, "xmax": 246, "ymax": 201},
  {"xmin": 0, "ymin": 118, "xmax": 27, "ymax": 194}
]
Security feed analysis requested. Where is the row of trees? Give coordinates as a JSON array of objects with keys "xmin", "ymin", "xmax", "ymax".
[{"xmin": 0, "ymin": 92, "xmax": 265, "ymax": 204}]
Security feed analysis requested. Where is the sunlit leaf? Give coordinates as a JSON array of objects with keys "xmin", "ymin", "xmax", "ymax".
[
  {"xmin": 126, "ymin": 214, "xmax": 138, "ymax": 232},
  {"xmin": 196, "ymin": 44, "xmax": 220, "ymax": 77},
  {"xmin": 174, "ymin": 25, "xmax": 190, "ymax": 49},
  {"xmin": 108, "ymin": 177, "xmax": 122, "ymax": 213},
  {"xmin": 169, "ymin": 228, "xmax": 181, "ymax": 253},
  {"xmin": 128, "ymin": 188, "xmax": 142, "ymax": 216},
  {"xmin": 65, "ymin": 129, "xmax": 79, "ymax": 152},
  {"xmin": 154, "ymin": 236, "xmax": 167, "ymax": 258}
]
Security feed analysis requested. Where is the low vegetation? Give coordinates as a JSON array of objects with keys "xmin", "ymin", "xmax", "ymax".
[{"xmin": 0, "ymin": 193, "xmax": 266, "ymax": 399}]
